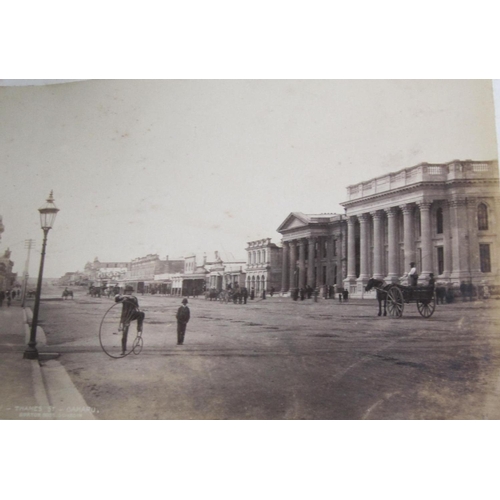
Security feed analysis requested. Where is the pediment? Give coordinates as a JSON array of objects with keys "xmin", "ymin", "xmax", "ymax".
[{"xmin": 277, "ymin": 212, "xmax": 309, "ymax": 232}]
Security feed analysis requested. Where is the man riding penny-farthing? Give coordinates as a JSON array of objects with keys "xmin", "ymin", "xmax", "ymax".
[
  {"xmin": 99, "ymin": 285, "xmax": 145, "ymax": 358},
  {"xmin": 115, "ymin": 285, "xmax": 145, "ymax": 355}
]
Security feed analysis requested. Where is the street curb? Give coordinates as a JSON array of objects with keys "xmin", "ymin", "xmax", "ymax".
[
  {"xmin": 30, "ymin": 360, "xmax": 55, "ymax": 419},
  {"xmin": 22, "ymin": 307, "xmax": 96, "ymax": 420},
  {"xmin": 40, "ymin": 360, "xmax": 96, "ymax": 420}
]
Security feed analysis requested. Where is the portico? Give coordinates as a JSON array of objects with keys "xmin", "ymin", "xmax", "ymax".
[{"xmin": 277, "ymin": 212, "xmax": 346, "ymax": 296}]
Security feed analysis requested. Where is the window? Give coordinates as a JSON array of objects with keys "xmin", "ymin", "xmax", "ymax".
[
  {"xmin": 323, "ymin": 240, "xmax": 327, "ymax": 258},
  {"xmin": 478, "ymin": 203, "xmax": 489, "ymax": 230},
  {"xmin": 436, "ymin": 208, "xmax": 443, "ymax": 234},
  {"xmin": 333, "ymin": 239, "xmax": 337, "ymax": 257},
  {"xmin": 480, "ymin": 244, "xmax": 491, "ymax": 273},
  {"xmin": 437, "ymin": 247, "xmax": 444, "ymax": 275}
]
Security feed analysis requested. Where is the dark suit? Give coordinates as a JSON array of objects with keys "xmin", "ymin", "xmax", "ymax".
[{"xmin": 176, "ymin": 305, "xmax": 190, "ymax": 345}]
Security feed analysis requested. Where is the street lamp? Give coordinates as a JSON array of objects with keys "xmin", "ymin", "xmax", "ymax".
[{"xmin": 24, "ymin": 191, "xmax": 59, "ymax": 360}]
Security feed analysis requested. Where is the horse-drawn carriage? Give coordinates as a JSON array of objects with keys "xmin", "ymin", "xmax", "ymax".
[{"xmin": 366, "ymin": 278, "xmax": 436, "ymax": 318}]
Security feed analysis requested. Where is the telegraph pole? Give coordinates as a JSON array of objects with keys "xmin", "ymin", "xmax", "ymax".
[{"xmin": 20, "ymin": 239, "xmax": 36, "ymax": 307}]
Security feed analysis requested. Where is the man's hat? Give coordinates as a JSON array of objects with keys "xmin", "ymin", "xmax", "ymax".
[
  {"xmin": 410, "ymin": 262, "xmax": 415, "ymax": 267},
  {"xmin": 182, "ymin": 298, "xmax": 188, "ymax": 304},
  {"xmin": 124, "ymin": 285, "xmax": 134, "ymax": 292}
]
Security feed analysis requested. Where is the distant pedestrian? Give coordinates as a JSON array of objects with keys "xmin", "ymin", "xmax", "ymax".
[
  {"xmin": 6, "ymin": 290, "xmax": 11, "ymax": 307},
  {"xmin": 343, "ymin": 289, "xmax": 349, "ymax": 302},
  {"xmin": 299, "ymin": 288, "xmax": 305, "ymax": 301},
  {"xmin": 262, "ymin": 290, "xmax": 266, "ymax": 300},
  {"xmin": 460, "ymin": 281, "xmax": 467, "ymax": 302},
  {"xmin": 313, "ymin": 288, "xmax": 318, "ymax": 302},
  {"xmin": 466, "ymin": 282, "xmax": 474, "ymax": 301},
  {"xmin": 250, "ymin": 288, "xmax": 255, "ymax": 300},
  {"xmin": 428, "ymin": 273, "xmax": 435, "ymax": 289},
  {"xmin": 242, "ymin": 287, "xmax": 248, "ymax": 304},
  {"xmin": 176, "ymin": 298, "xmax": 190, "ymax": 345},
  {"xmin": 338, "ymin": 292, "xmax": 343, "ymax": 303},
  {"xmin": 270, "ymin": 287, "xmax": 275, "ymax": 297},
  {"xmin": 0, "ymin": 290, "xmax": 4, "ymax": 307}
]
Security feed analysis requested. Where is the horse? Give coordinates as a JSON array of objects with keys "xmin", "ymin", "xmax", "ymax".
[
  {"xmin": 62, "ymin": 289, "xmax": 73, "ymax": 300},
  {"xmin": 365, "ymin": 278, "xmax": 390, "ymax": 316}
]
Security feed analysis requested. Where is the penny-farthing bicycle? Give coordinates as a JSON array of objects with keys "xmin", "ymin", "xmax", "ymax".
[{"xmin": 99, "ymin": 302, "xmax": 144, "ymax": 358}]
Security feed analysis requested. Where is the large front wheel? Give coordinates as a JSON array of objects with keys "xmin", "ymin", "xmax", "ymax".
[{"xmin": 387, "ymin": 286, "xmax": 404, "ymax": 318}]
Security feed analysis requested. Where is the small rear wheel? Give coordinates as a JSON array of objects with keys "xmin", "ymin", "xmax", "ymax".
[{"xmin": 132, "ymin": 335, "xmax": 143, "ymax": 355}]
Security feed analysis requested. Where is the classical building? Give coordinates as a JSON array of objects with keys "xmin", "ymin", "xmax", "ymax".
[
  {"xmin": 340, "ymin": 159, "xmax": 500, "ymax": 294},
  {"xmin": 277, "ymin": 213, "xmax": 346, "ymax": 296},
  {"xmin": 245, "ymin": 238, "xmax": 282, "ymax": 294}
]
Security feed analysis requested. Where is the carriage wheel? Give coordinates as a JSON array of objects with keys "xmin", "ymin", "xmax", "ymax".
[
  {"xmin": 417, "ymin": 294, "xmax": 436, "ymax": 318},
  {"xmin": 387, "ymin": 286, "xmax": 404, "ymax": 317}
]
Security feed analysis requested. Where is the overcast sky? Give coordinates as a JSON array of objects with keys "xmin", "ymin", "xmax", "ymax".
[{"xmin": 0, "ymin": 80, "xmax": 498, "ymax": 278}]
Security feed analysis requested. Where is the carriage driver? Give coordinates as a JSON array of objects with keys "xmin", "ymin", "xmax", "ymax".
[
  {"xmin": 115, "ymin": 285, "xmax": 145, "ymax": 355},
  {"xmin": 400, "ymin": 262, "xmax": 418, "ymax": 287}
]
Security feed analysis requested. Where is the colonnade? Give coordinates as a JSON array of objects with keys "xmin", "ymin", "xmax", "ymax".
[
  {"xmin": 281, "ymin": 234, "xmax": 344, "ymax": 293},
  {"xmin": 344, "ymin": 198, "xmax": 489, "ymax": 291}
]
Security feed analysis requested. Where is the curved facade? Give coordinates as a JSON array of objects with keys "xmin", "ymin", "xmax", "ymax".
[{"xmin": 340, "ymin": 160, "xmax": 500, "ymax": 294}]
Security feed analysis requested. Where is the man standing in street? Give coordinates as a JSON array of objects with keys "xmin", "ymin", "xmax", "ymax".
[{"xmin": 176, "ymin": 298, "xmax": 190, "ymax": 345}]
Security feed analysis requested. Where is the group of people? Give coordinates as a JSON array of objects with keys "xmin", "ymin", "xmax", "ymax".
[{"xmin": 0, "ymin": 289, "xmax": 20, "ymax": 307}]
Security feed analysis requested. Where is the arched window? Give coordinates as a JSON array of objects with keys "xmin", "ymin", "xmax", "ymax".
[
  {"xmin": 436, "ymin": 207, "xmax": 443, "ymax": 234},
  {"xmin": 478, "ymin": 203, "xmax": 489, "ymax": 230}
]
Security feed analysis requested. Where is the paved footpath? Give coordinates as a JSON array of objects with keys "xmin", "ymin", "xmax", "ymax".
[
  {"xmin": 0, "ymin": 302, "xmax": 47, "ymax": 419},
  {"xmin": 0, "ymin": 300, "xmax": 95, "ymax": 420}
]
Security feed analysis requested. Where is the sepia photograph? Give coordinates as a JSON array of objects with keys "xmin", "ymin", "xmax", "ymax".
[
  {"xmin": 3, "ymin": 3, "xmax": 500, "ymax": 498},
  {"xmin": 1, "ymin": 79, "xmax": 499, "ymax": 421}
]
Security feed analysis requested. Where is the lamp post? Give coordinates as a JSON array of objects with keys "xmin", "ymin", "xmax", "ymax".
[{"xmin": 23, "ymin": 191, "xmax": 59, "ymax": 360}]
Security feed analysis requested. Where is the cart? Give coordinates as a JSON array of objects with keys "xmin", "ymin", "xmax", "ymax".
[{"xmin": 385, "ymin": 284, "xmax": 436, "ymax": 318}]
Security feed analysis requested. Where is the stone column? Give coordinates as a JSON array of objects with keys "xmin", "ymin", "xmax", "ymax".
[
  {"xmin": 385, "ymin": 207, "xmax": 399, "ymax": 282},
  {"xmin": 372, "ymin": 210, "xmax": 384, "ymax": 279},
  {"xmin": 449, "ymin": 198, "xmax": 469, "ymax": 281},
  {"xmin": 341, "ymin": 220, "xmax": 348, "ymax": 283},
  {"xmin": 466, "ymin": 197, "xmax": 481, "ymax": 280},
  {"xmin": 298, "ymin": 239, "xmax": 306, "ymax": 289},
  {"xmin": 281, "ymin": 242, "xmax": 290, "ymax": 293},
  {"xmin": 402, "ymin": 203, "xmax": 416, "ymax": 270},
  {"xmin": 289, "ymin": 241, "xmax": 297, "ymax": 289},
  {"xmin": 346, "ymin": 216, "xmax": 356, "ymax": 280},
  {"xmin": 419, "ymin": 201, "xmax": 433, "ymax": 278},
  {"xmin": 357, "ymin": 213, "xmax": 370, "ymax": 282},
  {"xmin": 307, "ymin": 237, "xmax": 316, "ymax": 287},
  {"xmin": 442, "ymin": 203, "xmax": 452, "ymax": 279}
]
